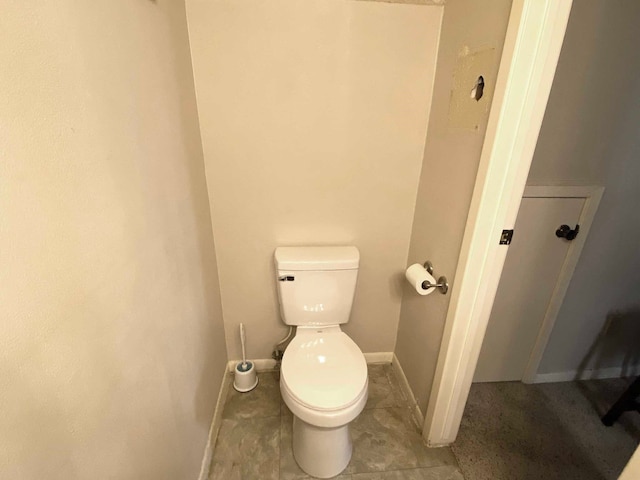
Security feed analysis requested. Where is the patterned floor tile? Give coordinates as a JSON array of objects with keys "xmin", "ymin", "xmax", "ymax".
[
  {"xmin": 209, "ymin": 416, "xmax": 280, "ymax": 480},
  {"xmin": 366, "ymin": 364, "xmax": 409, "ymax": 409},
  {"xmin": 222, "ymin": 370, "xmax": 281, "ymax": 420},
  {"xmin": 210, "ymin": 363, "xmax": 463, "ymax": 480},
  {"xmin": 351, "ymin": 465, "xmax": 464, "ymax": 479},
  {"xmin": 347, "ymin": 407, "xmax": 458, "ymax": 474}
]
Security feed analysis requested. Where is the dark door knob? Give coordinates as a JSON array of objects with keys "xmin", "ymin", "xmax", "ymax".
[{"xmin": 556, "ymin": 224, "xmax": 580, "ymax": 241}]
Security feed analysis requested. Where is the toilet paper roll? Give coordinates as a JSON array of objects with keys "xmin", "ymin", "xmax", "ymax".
[{"xmin": 405, "ymin": 263, "xmax": 437, "ymax": 296}]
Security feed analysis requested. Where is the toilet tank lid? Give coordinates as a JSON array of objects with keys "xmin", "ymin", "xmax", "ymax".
[{"xmin": 275, "ymin": 246, "xmax": 359, "ymax": 271}]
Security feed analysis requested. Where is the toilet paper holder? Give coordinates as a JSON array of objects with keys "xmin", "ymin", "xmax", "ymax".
[{"xmin": 423, "ymin": 261, "xmax": 449, "ymax": 294}]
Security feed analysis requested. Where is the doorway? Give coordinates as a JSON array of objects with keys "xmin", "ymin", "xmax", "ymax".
[
  {"xmin": 424, "ymin": 0, "xmax": 640, "ymax": 475},
  {"xmin": 474, "ymin": 186, "xmax": 603, "ymax": 383}
]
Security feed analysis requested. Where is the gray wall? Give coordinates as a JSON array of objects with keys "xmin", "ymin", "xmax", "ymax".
[
  {"xmin": 528, "ymin": 0, "xmax": 640, "ymax": 375},
  {"xmin": 395, "ymin": 0, "xmax": 513, "ymax": 414}
]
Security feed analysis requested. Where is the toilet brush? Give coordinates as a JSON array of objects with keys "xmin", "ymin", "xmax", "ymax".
[
  {"xmin": 240, "ymin": 323, "xmax": 248, "ymax": 370},
  {"xmin": 233, "ymin": 323, "xmax": 258, "ymax": 392}
]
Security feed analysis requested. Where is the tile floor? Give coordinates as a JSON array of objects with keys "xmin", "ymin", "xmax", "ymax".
[
  {"xmin": 208, "ymin": 365, "xmax": 463, "ymax": 480},
  {"xmin": 208, "ymin": 365, "xmax": 640, "ymax": 480}
]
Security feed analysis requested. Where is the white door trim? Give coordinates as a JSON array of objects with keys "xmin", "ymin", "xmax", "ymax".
[
  {"xmin": 523, "ymin": 185, "xmax": 603, "ymax": 199},
  {"xmin": 619, "ymin": 445, "xmax": 640, "ymax": 480},
  {"xmin": 521, "ymin": 185, "xmax": 604, "ymax": 383},
  {"xmin": 423, "ymin": 0, "xmax": 574, "ymax": 446}
]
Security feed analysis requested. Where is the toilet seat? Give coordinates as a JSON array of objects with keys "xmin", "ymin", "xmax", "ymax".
[{"xmin": 281, "ymin": 327, "xmax": 368, "ymax": 428}]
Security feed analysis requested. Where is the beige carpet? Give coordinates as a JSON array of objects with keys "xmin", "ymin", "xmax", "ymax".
[{"xmin": 452, "ymin": 378, "xmax": 640, "ymax": 480}]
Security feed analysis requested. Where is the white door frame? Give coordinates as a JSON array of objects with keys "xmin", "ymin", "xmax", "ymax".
[
  {"xmin": 521, "ymin": 185, "xmax": 604, "ymax": 384},
  {"xmin": 619, "ymin": 445, "xmax": 640, "ymax": 480},
  {"xmin": 423, "ymin": 0, "xmax": 575, "ymax": 446}
]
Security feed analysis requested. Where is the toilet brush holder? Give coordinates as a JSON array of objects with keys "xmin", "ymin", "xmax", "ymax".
[{"xmin": 233, "ymin": 361, "xmax": 258, "ymax": 393}]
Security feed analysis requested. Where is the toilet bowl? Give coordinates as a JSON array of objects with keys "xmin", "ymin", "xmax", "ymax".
[
  {"xmin": 281, "ymin": 326, "xmax": 368, "ymax": 478},
  {"xmin": 274, "ymin": 246, "xmax": 367, "ymax": 478}
]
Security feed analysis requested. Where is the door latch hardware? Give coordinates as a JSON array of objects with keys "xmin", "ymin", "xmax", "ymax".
[
  {"xmin": 500, "ymin": 229, "xmax": 514, "ymax": 245},
  {"xmin": 278, "ymin": 275, "xmax": 295, "ymax": 282}
]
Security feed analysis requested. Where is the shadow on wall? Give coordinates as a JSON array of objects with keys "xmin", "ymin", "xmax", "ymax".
[
  {"xmin": 578, "ymin": 309, "xmax": 640, "ymax": 378},
  {"xmin": 164, "ymin": 0, "xmax": 229, "ymax": 430},
  {"xmin": 572, "ymin": 310, "xmax": 640, "ymax": 448}
]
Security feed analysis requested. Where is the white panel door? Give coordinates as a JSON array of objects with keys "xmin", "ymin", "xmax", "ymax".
[{"xmin": 473, "ymin": 196, "xmax": 585, "ymax": 383}]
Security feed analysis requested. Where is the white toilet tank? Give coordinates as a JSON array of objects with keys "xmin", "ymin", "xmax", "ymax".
[{"xmin": 274, "ymin": 246, "xmax": 359, "ymax": 326}]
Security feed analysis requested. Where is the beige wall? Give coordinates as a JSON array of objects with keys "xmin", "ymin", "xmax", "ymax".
[
  {"xmin": 395, "ymin": 0, "xmax": 513, "ymax": 414},
  {"xmin": 186, "ymin": 0, "xmax": 442, "ymax": 359},
  {"xmin": 528, "ymin": 1, "xmax": 640, "ymax": 375},
  {"xmin": 0, "ymin": 2, "xmax": 226, "ymax": 479}
]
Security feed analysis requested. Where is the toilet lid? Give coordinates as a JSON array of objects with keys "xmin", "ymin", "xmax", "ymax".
[{"xmin": 282, "ymin": 331, "xmax": 367, "ymax": 411}]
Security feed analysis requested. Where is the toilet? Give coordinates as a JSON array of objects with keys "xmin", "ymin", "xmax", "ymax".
[{"xmin": 275, "ymin": 246, "xmax": 368, "ymax": 479}]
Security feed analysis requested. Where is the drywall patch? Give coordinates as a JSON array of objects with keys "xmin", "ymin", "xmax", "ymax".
[{"xmin": 448, "ymin": 46, "xmax": 496, "ymax": 130}]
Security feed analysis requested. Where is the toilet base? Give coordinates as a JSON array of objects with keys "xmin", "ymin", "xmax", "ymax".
[{"xmin": 292, "ymin": 416, "xmax": 352, "ymax": 478}]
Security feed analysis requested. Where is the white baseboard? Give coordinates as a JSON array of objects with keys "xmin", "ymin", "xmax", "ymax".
[
  {"xmin": 227, "ymin": 358, "xmax": 277, "ymax": 372},
  {"xmin": 197, "ymin": 366, "xmax": 231, "ymax": 480},
  {"xmin": 227, "ymin": 352, "xmax": 394, "ymax": 373},
  {"xmin": 391, "ymin": 353, "xmax": 424, "ymax": 428},
  {"xmin": 364, "ymin": 352, "xmax": 394, "ymax": 364},
  {"xmin": 532, "ymin": 364, "xmax": 640, "ymax": 384}
]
